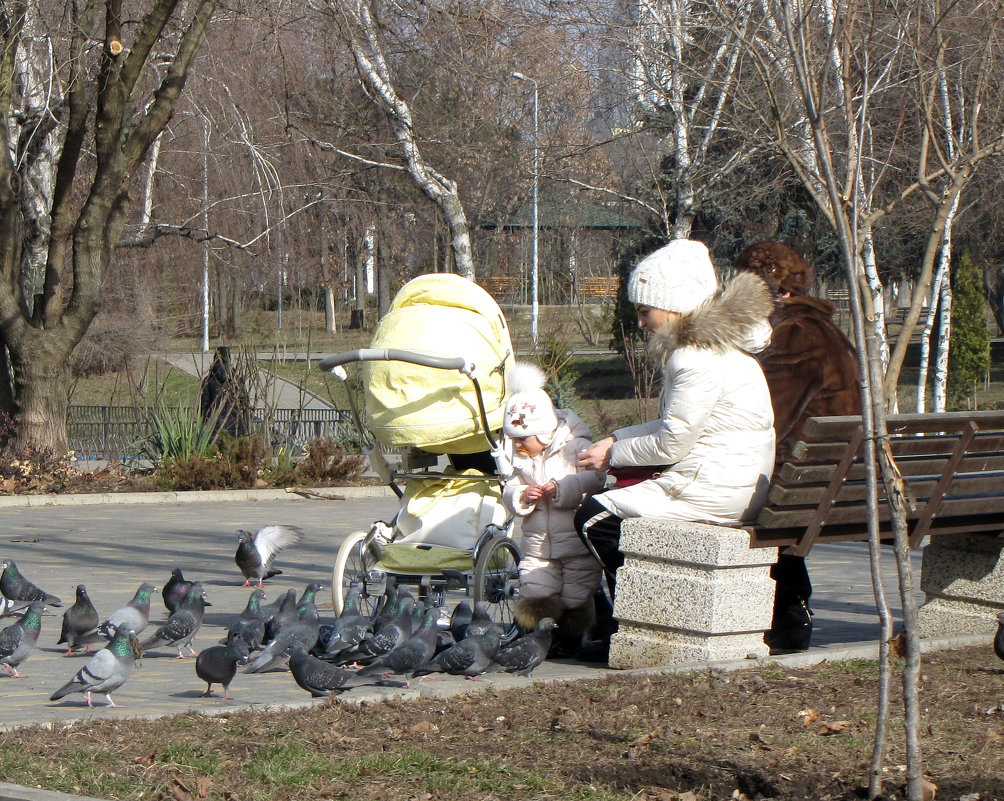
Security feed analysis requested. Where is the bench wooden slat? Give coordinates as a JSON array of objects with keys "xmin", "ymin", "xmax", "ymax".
[
  {"xmin": 800, "ymin": 410, "xmax": 1004, "ymax": 440},
  {"xmin": 749, "ymin": 517, "xmax": 1004, "ymax": 548},
  {"xmin": 768, "ymin": 472, "xmax": 1004, "ymax": 506},
  {"xmin": 791, "ymin": 433, "xmax": 1004, "ymax": 462},
  {"xmin": 757, "ymin": 494, "xmax": 1004, "ymax": 529},
  {"xmin": 778, "ymin": 452, "xmax": 1004, "ymax": 483}
]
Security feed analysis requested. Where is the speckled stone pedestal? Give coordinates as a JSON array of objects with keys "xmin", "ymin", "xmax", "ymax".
[
  {"xmin": 608, "ymin": 518, "xmax": 775, "ymax": 669},
  {"xmin": 917, "ymin": 532, "xmax": 1004, "ymax": 638}
]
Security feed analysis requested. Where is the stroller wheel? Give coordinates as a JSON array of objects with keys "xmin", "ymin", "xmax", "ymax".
[
  {"xmin": 472, "ymin": 534, "xmax": 521, "ymax": 644},
  {"xmin": 332, "ymin": 529, "xmax": 386, "ymax": 617}
]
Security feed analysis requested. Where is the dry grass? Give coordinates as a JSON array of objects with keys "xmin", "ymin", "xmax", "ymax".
[{"xmin": 3, "ymin": 647, "xmax": 1003, "ymax": 801}]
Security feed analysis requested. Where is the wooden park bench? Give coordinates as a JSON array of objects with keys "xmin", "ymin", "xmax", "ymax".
[
  {"xmin": 750, "ymin": 410, "xmax": 1004, "ymax": 554},
  {"xmin": 607, "ymin": 410, "xmax": 1004, "ymax": 669},
  {"xmin": 576, "ymin": 275, "xmax": 620, "ymax": 299}
]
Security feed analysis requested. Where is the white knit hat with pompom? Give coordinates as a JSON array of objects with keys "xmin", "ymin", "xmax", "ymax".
[{"xmin": 503, "ymin": 363, "xmax": 558, "ymax": 441}]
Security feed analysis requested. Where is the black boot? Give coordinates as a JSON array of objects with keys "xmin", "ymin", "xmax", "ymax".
[{"xmin": 549, "ymin": 603, "xmax": 595, "ymax": 659}]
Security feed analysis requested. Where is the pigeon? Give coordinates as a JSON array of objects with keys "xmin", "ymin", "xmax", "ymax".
[
  {"xmin": 244, "ymin": 605, "xmax": 321, "ymax": 673},
  {"xmin": 262, "ymin": 589, "xmax": 299, "ymax": 643},
  {"xmin": 195, "ymin": 639, "xmax": 250, "ymax": 699},
  {"xmin": 418, "ymin": 631, "xmax": 501, "ymax": 679},
  {"xmin": 339, "ymin": 593, "xmax": 415, "ymax": 665},
  {"xmin": 259, "ymin": 588, "xmax": 296, "ymax": 622},
  {"xmin": 449, "ymin": 600, "xmax": 474, "ymax": 641},
  {"xmin": 93, "ymin": 581, "xmax": 157, "ymax": 640},
  {"xmin": 0, "ymin": 601, "xmax": 45, "ymax": 677},
  {"xmin": 0, "ymin": 559, "xmax": 61, "ymax": 608},
  {"xmin": 57, "ymin": 585, "xmax": 100, "ymax": 655},
  {"xmin": 994, "ymin": 611, "xmax": 1004, "ymax": 662},
  {"xmin": 488, "ymin": 617, "xmax": 557, "ymax": 678},
  {"xmin": 234, "ymin": 525, "xmax": 304, "ymax": 587},
  {"xmin": 49, "ymin": 624, "xmax": 139, "ymax": 708},
  {"xmin": 356, "ymin": 606, "xmax": 439, "ymax": 679},
  {"xmin": 288, "ymin": 645, "xmax": 405, "ymax": 697},
  {"xmin": 162, "ymin": 568, "xmax": 194, "ymax": 614},
  {"xmin": 465, "ymin": 600, "xmax": 505, "ymax": 641},
  {"xmin": 223, "ymin": 589, "xmax": 267, "ymax": 650},
  {"xmin": 141, "ymin": 582, "xmax": 211, "ymax": 658},
  {"xmin": 297, "ymin": 582, "xmax": 322, "ymax": 609},
  {"xmin": 319, "ymin": 586, "xmax": 371, "ymax": 658}
]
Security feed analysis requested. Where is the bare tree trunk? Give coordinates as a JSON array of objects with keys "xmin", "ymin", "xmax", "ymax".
[{"xmin": 328, "ymin": 0, "xmax": 476, "ymax": 280}]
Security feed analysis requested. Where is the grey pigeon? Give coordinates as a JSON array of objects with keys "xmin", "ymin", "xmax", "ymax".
[
  {"xmin": 263, "ymin": 589, "xmax": 299, "ymax": 643},
  {"xmin": 223, "ymin": 589, "xmax": 266, "ymax": 650},
  {"xmin": 57, "ymin": 585, "xmax": 100, "ymax": 655},
  {"xmin": 297, "ymin": 582, "xmax": 322, "ymax": 608},
  {"xmin": 995, "ymin": 611, "xmax": 1004, "ymax": 662},
  {"xmin": 259, "ymin": 588, "xmax": 294, "ymax": 621},
  {"xmin": 0, "ymin": 559, "xmax": 61, "ymax": 608},
  {"xmin": 93, "ymin": 581, "xmax": 157, "ymax": 640},
  {"xmin": 49, "ymin": 624, "xmax": 139, "ymax": 708},
  {"xmin": 141, "ymin": 582, "xmax": 211, "ymax": 658},
  {"xmin": 418, "ymin": 631, "xmax": 501, "ymax": 679},
  {"xmin": 320, "ymin": 586, "xmax": 371, "ymax": 658},
  {"xmin": 288, "ymin": 645, "xmax": 405, "ymax": 697},
  {"xmin": 338, "ymin": 594, "xmax": 414, "ymax": 665},
  {"xmin": 196, "ymin": 639, "xmax": 249, "ymax": 699},
  {"xmin": 489, "ymin": 617, "xmax": 557, "ymax": 677},
  {"xmin": 162, "ymin": 568, "xmax": 194, "ymax": 614},
  {"xmin": 0, "ymin": 601, "xmax": 45, "ymax": 677},
  {"xmin": 356, "ymin": 606, "xmax": 439, "ymax": 679},
  {"xmin": 234, "ymin": 525, "xmax": 304, "ymax": 587},
  {"xmin": 465, "ymin": 600, "xmax": 505, "ymax": 641},
  {"xmin": 244, "ymin": 605, "xmax": 320, "ymax": 674},
  {"xmin": 449, "ymin": 600, "xmax": 474, "ymax": 641}
]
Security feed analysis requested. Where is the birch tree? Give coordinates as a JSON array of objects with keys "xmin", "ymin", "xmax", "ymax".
[{"xmin": 0, "ymin": 0, "xmax": 217, "ymax": 451}]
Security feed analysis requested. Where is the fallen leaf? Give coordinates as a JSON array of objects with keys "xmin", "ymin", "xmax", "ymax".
[
  {"xmin": 196, "ymin": 777, "xmax": 213, "ymax": 798},
  {"xmin": 134, "ymin": 749, "xmax": 159, "ymax": 765},
  {"xmin": 170, "ymin": 778, "xmax": 192, "ymax": 801},
  {"xmin": 922, "ymin": 777, "xmax": 938, "ymax": 801},
  {"xmin": 785, "ymin": 746, "xmax": 800, "ymax": 757},
  {"xmin": 888, "ymin": 632, "xmax": 907, "ymax": 658},
  {"xmin": 818, "ymin": 721, "xmax": 852, "ymax": 735},
  {"xmin": 798, "ymin": 708, "xmax": 820, "ymax": 726},
  {"xmin": 987, "ymin": 728, "xmax": 1001, "ymax": 742},
  {"xmin": 409, "ymin": 720, "xmax": 439, "ymax": 733}
]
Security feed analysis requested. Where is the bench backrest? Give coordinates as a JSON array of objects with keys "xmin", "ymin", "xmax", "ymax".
[{"xmin": 751, "ymin": 410, "xmax": 1004, "ymax": 555}]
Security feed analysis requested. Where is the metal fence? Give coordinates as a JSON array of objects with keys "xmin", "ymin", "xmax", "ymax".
[{"xmin": 67, "ymin": 405, "xmax": 355, "ymax": 462}]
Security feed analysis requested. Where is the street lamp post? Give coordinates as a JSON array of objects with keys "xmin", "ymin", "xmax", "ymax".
[{"xmin": 512, "ymin": 71, "xmax": 539, "ymax": 343}]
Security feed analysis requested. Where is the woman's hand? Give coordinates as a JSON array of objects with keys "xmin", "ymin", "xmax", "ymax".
[{"xmin": 577, "ymin": 437, "xmax": 615, "ymax": 471}]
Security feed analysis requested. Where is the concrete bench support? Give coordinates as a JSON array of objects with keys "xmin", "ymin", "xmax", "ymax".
[
  {"xmin": 608, "ymin": 518, "xmax": 775, "ymax": 669},
  {"xmin": 917, "ymin": 533, "xmax": 1004, "ymax": 637}
]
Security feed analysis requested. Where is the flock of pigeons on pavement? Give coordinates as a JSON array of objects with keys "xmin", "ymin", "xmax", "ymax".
[{"xmin": 0, "ymin": 524, "xmax": 556, "ymax": 709}]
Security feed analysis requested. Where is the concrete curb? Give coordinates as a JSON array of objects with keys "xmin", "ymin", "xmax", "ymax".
[
  {"xmin": 0, "ymin": 783, "xmax": 107, "ymax": 801},
  {"xmin": 0, "ymin": 485, "xmax": 396, "ymax": 508}
]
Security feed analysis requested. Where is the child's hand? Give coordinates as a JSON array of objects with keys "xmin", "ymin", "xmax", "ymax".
[
  {"xmin": 538, "ymin": 480, "xmax": 557, "ymax": 500},
  {"xmin": 521, "ymin": 485, "xmax": 544, "ymax": 504}
]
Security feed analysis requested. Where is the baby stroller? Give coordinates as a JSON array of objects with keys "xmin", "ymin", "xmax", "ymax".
[{"xmin": 319, "ymin": 273, "xmax": 521, "ymax": 635}]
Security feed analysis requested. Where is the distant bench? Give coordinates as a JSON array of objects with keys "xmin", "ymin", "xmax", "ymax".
[
  {"xmin": 576, "ymin": 276, "xmax": 619, "ymax": 298},
  {"xmin": 608, "ymin": 410, "xmax": 1004, "ymax": 668}
]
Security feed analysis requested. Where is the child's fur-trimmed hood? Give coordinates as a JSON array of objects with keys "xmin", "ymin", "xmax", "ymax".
[{"xmin": 648, "ymin": 271, "xmax": 774, "ymax": 362}]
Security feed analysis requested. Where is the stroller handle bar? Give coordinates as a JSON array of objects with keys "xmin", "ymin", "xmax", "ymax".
[{"xmin": 318, "ymin": 349, "xmax": 468, "ymax": 373}]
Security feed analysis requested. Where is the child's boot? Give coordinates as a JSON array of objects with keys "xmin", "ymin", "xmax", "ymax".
[
  {"xmin": 550, "ymin": 602, "xmax": 595, "ymax": 659},
  {"xmin": 513, "ymin": 595, "xmax": 564, "ymax": 635}
]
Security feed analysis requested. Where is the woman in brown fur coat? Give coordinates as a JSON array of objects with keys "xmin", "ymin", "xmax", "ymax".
[{"xmin": 735, "ymin": 241, "xmax": 862, "ymax": 652}]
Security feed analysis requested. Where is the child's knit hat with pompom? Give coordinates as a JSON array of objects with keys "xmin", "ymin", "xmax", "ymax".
[{"xmin": 503, "ymin": 363, "xmax": 558, "ymax": 442}]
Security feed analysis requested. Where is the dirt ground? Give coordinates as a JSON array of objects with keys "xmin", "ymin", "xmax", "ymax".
[{"xmin": 3, "ymin": 646, "xmax": 1003, "ymax": 801}]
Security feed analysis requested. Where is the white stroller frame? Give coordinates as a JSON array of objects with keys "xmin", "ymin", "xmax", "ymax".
[{"xmin": 319, "ymin": 348, "xmax": 521, "ymax": 635}]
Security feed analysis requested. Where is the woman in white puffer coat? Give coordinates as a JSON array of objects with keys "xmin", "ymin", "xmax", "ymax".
[
  {"xmin": 501, "ymin": 364, "xmax": 607, "ymax": 652},
  {"xmin": 574, "ymin": 239, "xmax": 776, "ymax": 660}
]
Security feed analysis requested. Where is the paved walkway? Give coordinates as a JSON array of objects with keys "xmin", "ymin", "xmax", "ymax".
[
  {"xmin": 158, "ymin": 352, "xmax": 336, "ymax": 410},
  {"xmin": 0, "ymin": 489, "xmax": 934, "ymax": 733}
]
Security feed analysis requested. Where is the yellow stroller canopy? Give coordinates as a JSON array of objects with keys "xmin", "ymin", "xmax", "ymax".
[{"xmin": 363, "ymin": 274, "xmax": 514, "ymax": 454}]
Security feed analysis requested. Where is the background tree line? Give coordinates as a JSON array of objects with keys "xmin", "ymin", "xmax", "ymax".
[{"xmin": 4, "ymin": 0, "xmax": 1004, "ymax": 449}]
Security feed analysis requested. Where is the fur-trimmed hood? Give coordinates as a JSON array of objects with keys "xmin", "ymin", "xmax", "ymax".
[{"xmin": 648, "ymin": 271, "xmax": 774, "ymax": 362}]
